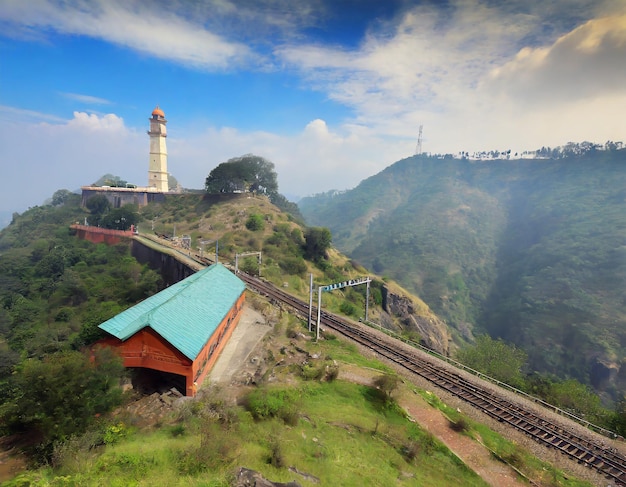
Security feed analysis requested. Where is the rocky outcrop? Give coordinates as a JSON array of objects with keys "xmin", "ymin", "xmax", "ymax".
[
  {"xmin": 234, "ymin": 467, "xmax": 302, "ymax": 487},
  {"xmin": 380, "ymin": 285, "xmax": 450, "ymax": 356}
]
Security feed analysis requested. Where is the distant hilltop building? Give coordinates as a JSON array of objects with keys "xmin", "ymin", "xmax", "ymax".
[
  {"xmin": 81, "ymin": 106, "xmax": 172, "ymax": 208},
  {"xmin": 148, "ymin": 106, "xmax": 168, "ymax": 192}
]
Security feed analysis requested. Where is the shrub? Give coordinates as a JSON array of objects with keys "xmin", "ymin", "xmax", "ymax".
[
  {"xmin": 177, "ymin": 422, "xmax": 238, "ymax": 475},
  {"xmin": 54, "ymin": 307, "xmax": 73, "ymax": 322},
  {"xmin": 326, "ymin": 365, "xmax": 339, "ymax": 382},
  {"xmin": 278, "ymin": 256, "xmax": 307, "ymax": 276},
  {"xmin": 448, "ymin": 417, "xmax": 470, "ymax": 433},
  {"xmin": 400, "ymin": 441, "xmax": 421, "ymax": 462},
  {"xmin": 300, "ymin": 363, "xmax": 325, "ymax": 381},
  {"xmin": 268, "ymin": 436, "xmax": 285, "ymax": 468},
  {"xmin": 285, "ymin": 323, "xmax": 299, "ymax": 339},
  {"xmin": 245, "ymin": 214, "xmax": 265, "ymax": 231},
  {"xmin": 102, "ymin": 422, "xmax": 129, "ymax": 445},
  {"xmin": 245, "ymin": 387, "xmax": 300, "ymax": 425},
  {"xmin": 169, "ymin": 424, "xmax": 186, "ymax": 437},
  {"xmin": 339, "ymin": 301, "xmax": 357, "ymax": 317},
  {"xmin": 373, "ymin": 373, "xmax": 400, "ymax": 403}
]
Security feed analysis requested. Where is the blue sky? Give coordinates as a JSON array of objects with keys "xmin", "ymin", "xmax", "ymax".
[{"xmin": 1, "ymin": 0, "xmax": 625, "ymax": 218}]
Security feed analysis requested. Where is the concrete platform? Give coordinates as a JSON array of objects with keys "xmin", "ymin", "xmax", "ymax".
[{"xmin": 206, "ymin": 305, "xmax": 270, "ymax": 384}]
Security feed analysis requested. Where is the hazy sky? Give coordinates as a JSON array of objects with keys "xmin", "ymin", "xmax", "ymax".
[{"xmin": 1, "ymin": 0, "xmax": 625, "ymax": 214}]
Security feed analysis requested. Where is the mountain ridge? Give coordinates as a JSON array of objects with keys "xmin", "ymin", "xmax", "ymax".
[{"xmin": 299, "ymin": 149, "xmax": 626, "ymax": 399}]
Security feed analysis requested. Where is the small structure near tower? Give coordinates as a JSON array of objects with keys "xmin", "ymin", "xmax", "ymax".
[{"xmin": 148, "ymin": 106, "xmax": 169, "ymax": 192}]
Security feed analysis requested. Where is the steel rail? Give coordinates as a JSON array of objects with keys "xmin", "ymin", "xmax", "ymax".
[{"xmin": 237, "ymin": 271, "xmax": 626, "ymax": 485}]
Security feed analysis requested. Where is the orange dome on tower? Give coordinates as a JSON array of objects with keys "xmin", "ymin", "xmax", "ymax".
[{"xmin": 152, "ymin": 106, "xmax": 165, "ymax": 117}]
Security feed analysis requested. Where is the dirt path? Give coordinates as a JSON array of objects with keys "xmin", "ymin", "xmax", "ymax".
[
  {"xmin": 401, "ymin": 399, "xmax": 526, "ymax": 487},
  {"xmin": 338, "ymin": 365, "xmax": 527, "ymax": 487}
]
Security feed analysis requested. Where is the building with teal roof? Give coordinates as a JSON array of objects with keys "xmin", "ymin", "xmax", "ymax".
[{"xmin": 98, "ymin": 263, "xmax": 246, "ymax": 396}]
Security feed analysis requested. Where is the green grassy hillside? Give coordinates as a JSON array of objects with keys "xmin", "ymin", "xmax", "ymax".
[{"xmin": 4, "ymin": 313, "xmax": 593, "ymax": 487}]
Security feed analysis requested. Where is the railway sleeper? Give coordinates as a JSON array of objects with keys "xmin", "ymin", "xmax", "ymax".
[{"xmin": 579, "ymin": 452, "xmax": 596, "ymax": 463}]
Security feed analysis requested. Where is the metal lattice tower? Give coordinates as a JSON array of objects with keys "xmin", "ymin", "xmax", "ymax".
[{"xmin": 415, "ymin": 125, "xmax": 423, "ymax": 155}]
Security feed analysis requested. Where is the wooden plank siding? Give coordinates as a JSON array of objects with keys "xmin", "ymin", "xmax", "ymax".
[{"xmin": 97, "ymin": 292, "xmax": 245, "ymax": 396}]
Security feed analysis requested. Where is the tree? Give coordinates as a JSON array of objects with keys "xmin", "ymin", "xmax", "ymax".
[
  {"xmin": 240, "ymin": 256, "xmax": 259, "ymax": 275},
  {"xmin": 0, "ymin": 347, "xmax": 124, "ymax": 461},
  {"xmin": 205, "ymin": 154, "xmax": 278, "ymax": 196},
  {"xmin": 100, "ymin": 205, "xmax": 140, "ymax": 230},
  {"xmin": 51, "ymin": 189, "xmax": 74, "ymax": 206},
  {"xmin": 303, "ymin": 227, "xmax": 332, "ymax": 261},
  {"xmin": 168, "ymin": 173, "xmax": 180, "ymax": 191},
  {"xmin": 269, "ymin": 193, "xmax": 304, "ymax": 221},
  {"xmin": 85, "ymin": 194, "xmax": 111, "ymax": 226},
  {"xmin": 373, "ymin": 373, "xmax": 400, "ymax": 403},
  {"xmin": 455, "ymin": 335, "xmax": 527, "ymax": 388}
]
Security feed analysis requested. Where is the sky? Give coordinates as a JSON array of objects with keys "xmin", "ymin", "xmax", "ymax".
[{"xmin": 1, "ymin": 0, "xmax": 626, "ymax": 217}]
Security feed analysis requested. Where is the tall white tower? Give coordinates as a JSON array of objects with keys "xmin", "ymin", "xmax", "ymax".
[{"xmin": 147, "ymin": 106, "xmax": 169, "ymax": 192}]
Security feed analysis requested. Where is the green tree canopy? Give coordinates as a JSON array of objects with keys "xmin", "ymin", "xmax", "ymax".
[
  {"xmin": 101, "ymin": 205, "xmax": 140, "ymax": 231},
  {"xmin": 245, "ymin": 213, "xmax": 265, "ymax": 231},
  {"xmin": 303, "ymin": 227, "xmax": 332, "ymax": 261},
  {"xmin": 85, "ymin": 194, "xmax": 111, "ymax": 226},
  {"xmin": 205, "ymin": 154, "xmax": 278, "ymax": 196},
  {"xmin": 51, "ymin": 189, "xmax": 75, "ymax": 206},
  {"xmin": 455, "ymin": 334, "xmax": 527, "ymax": 388},
  {"xmin": 0, "ymin": 347, "xmax": 125, "ymax": 461}
]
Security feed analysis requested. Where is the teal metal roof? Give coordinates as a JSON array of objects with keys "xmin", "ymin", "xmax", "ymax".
[{"xmin": 99, "ymin": 264, "xmax": 246, "ymax": 361}]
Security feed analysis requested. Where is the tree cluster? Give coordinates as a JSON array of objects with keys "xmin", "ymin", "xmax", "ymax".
[
  {"xmin": 205, "ymin": 154, "xmax": 278, "ymax": 196},
  {"xmin": 85, "ymin": 195, "xmax": 140, "ymax": 230},
  {"xmin": 0, "ymin": 197, "xmax": 162, "ymax": 461},
  {"xmin": 0, "ymin": 348, "xmax": 124, "ymax": 461},
  {"xmin": 455, "ymin": 335, "xmax": 614, "ymax": 428},
  {"xmin": 204, "ymin": 154, "xmax": 303, "ymax": 221}
]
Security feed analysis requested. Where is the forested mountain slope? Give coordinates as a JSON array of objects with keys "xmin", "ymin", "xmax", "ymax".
[{"xmin": 299, "ymin": 149, "xmax": 626, "ymax": 398}]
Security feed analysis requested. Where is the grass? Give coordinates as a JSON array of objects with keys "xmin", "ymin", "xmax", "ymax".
[
  {"xmin": 10, "ymin": 382, "xmax": 488, "ymax": 486},
  {"xmin": 5, "ymin": 317, "xmax": 595, "ymax": 487},
  {"xmin": 5, "ymin": 321, "xmax": 485, "ymax": 487}
]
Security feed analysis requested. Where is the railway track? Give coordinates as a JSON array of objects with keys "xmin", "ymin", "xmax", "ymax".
[{"xmin": 237, "ymin": 271, "xmax": 626, "ymax": 486}]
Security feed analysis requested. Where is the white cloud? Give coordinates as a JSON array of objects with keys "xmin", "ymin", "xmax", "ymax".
[
  {"xmin": 169, "ymin": 119, "xmax": 409, "ymax": 199},
  {"xmin": 1, "ymin": 106, "xmax": 409, "ymax": 214},
  {"xmin": 0, "ymin": 111, "xmax": 144, "ymax": 213},
  {"xmin": 2, "ymin": 0, "xmax": 626, "ymax": 215},
  {"xmin": 485, "ymin": 15, "xmax": 626, "ymax": 104},
  {"xmin": 67, "ymin": 111, "xmax": 126, "ymax": 131},
  {"xmin": 275, "ymin": 0, "xmax": 626, "ymax": 154},
  {"xmin": 0, "ymin": 0, "xmax": 254, "ymax": 70},
  {"xmin": 277, "ymin": 1, "xmax": 535, "ymax": 124},
  {"xmin": 60, "ymin": 92, "xmax": 112, "ymax": 105}
]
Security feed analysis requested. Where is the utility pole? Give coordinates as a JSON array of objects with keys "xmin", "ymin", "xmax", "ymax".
[
  {"xmin": 308, "ymin": 273, "xmax": 313, "ymax": 332},
  {"xmin": 415, "ymin": 125, "xmax": 423, "ymax": 155}
]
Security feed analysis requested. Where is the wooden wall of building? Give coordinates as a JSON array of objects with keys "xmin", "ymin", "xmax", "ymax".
[{"xmin": 97, "ymin": 292, "xmax": 246, "ymax": 396}]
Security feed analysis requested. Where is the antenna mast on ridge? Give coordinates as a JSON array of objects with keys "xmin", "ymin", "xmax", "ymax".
[{"xmin": 415, "ymin": 125, "xmax": 423, "ymax": 155}]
